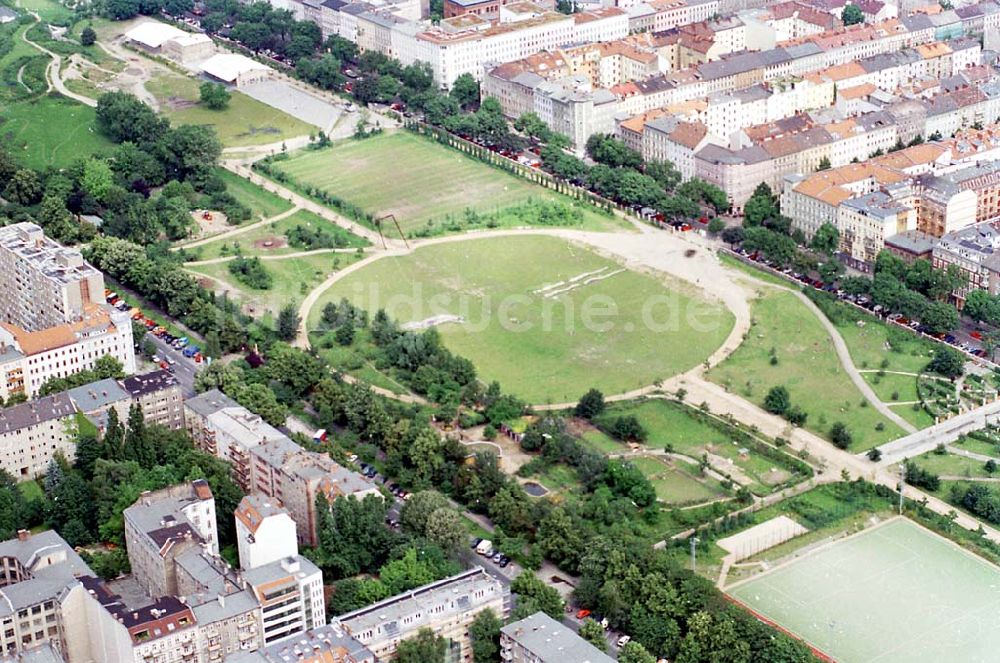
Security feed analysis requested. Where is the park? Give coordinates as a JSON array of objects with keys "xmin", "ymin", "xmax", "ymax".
[{"xmin": 308, "ymin": 234, "xmax": 734, "ymax": 404}]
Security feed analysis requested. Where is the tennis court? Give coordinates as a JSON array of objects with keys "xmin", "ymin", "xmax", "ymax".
[{"xmin": 728, "ymin": 517, "xmax": 1000, "ymax": 662}]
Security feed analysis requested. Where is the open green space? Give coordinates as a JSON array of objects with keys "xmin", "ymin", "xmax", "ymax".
[
  {"xmin": 718, "ymin": 253, "xmax": 792, "ymax": 288},
  {"xmin": 631, "ymin": 455, "xmax": 727, "ymax": 505},
  {"xmin": 212, "ymin": 168, "xmax": 294, "ymax": 221},
  {"xmin": 707, "ymin": 290, "xmax": 904, "ymax": 449},
  {"xmin": 577, "ymin": 428, "xmax": 623, "ymax": 454},
  {"xmin": 602, "ymin": 398, "xmax": 807, "ymax": 495},
  {"xmin": 15, "ymin": 0, "xmax": 73, "ymax": 23},
  {"xmin": 953, "ymin": 431, "xmax": 1000, "ymax": 458},
  {"xmin": 146, "ymin": 73, "xmax": 314, "ymax": 148},
  {"xmin": 907, "ymin": 449, "xmax": 994, "ymax": 479},
  {"xmin": 863, "ymin": 371, "xmax": 920, "ymax": 404},
  {"xmin": 188, "ymin": 209, "xmax": 368, "ymax": 259},
  {"xmin": 267, "ymin": 131, "xmax": 628, "ymax": 235},
  {"xmin": 17, "ymin": 478, "xmax": 43, "ymax": 502},
  {"xmin": 889, "ymin": 402, "xmax": 936, "ymax": 429},
  {"xmin": 830, "ymin": 307, "xmax": 937, "ymax": 375},
  {"xmin": 0, "ymin": 94, "xmax": 114, "ymax": 169},
  {"xmin": 189, "ymin": 251, "xmax": 361, "ymax": 317},
  {"xmin": 311, "ymin": 235, "xmax": 733, "ymax": 404},
  {"xmin": 729, "ymin": 517, "xmax": 1000, "ymax": 663}
]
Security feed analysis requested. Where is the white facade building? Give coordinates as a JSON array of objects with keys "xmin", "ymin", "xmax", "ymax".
[{"xmin": 234, "ymin": 496, "xmax": 299, "ymax": 571}]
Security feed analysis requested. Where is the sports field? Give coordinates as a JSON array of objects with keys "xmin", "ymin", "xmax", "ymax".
[
  {"xmin": 728, "ymin": 517, "xmax": 1000, "ymax": 663},
  {"xmin": 310, "ymin": 235, "xmax": 733, "ymax": 404},
  {"xmin": 268, "ymin": 131, "xmax": 626, "ymax": 234}
]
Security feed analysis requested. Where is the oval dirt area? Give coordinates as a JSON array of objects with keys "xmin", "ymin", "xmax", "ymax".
[{"xmin": 254, "ymin": 236, "xmax": 288, "ymax": 250}]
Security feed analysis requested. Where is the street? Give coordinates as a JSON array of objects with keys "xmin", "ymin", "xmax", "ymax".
[{"xmin": 146, "ymin": 333, "xmax": 200, "ymax": 398}]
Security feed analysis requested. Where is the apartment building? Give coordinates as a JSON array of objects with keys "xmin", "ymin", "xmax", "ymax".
[
  {"xmin": 334, "ymin": 568, "xmax": 510, "ymax": 662},
  {"xmin": 500, "ymin": 612, "xmax": 616, "ymax": 663},
  {"xmin": 184, "ymin": 391, "xmax": 377, "ymax": 547},
  {"xmin": 0, "ymin": 305, "xmax": 135, "ymax": 402},
  {"xmin": 244, "ymin": 557, "xmax": 325, "ymax": 646},
  {"xmin": 225, "ymin": 624, "xmax": 374, "ymax": 663},
  {"xmin": 0, "ymin": 644, "xmax": 66, "ymax": 663},
  {"xmin": 932, "ymin": 220, "xmax": 1000, "ymax": 301},
  {"xmin": 249, "ymin": 436, "xmax": 380, "ymax": 547},
  {"xmin": 0, "ymin": 224, "xmax": 104, "ymax": 332},
  {"xmin": 0, "ymin": 394, "xmax": 77, "ymax": 480},
  {"xmin": 123, "ymin": 481, "xmax": 219, "ymax": 599},
  {"xmin": 65, "ymin": 378, "xmax": 129, "ymax": 431},
  {"xmin": 0, "ymin": 530, "xmax": 95, "ymax": 662},
  {"xmin": 121, "ymin": 370, "xmax": 184, "ymax": 430},
  {"xmin": 234, "ymin": 496, "xmax": 298, "ymax": 571}
]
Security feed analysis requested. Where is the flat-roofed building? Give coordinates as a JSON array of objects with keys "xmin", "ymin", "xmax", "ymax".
[
  {"xmin": 225, "ymin": 624, "xmax": 374, "ymax": 663},
  {"xmin": 334, "ymin": 568, "xmax": 510, "ymax": 662},
  {"xmin": 500, "ymin": 612, "xmax": 616, "ymax": 663},
  {"xmin": 0, "ymin": 223, "xmax": 105, "ymax": 332},
  {"xmin": 244, "ymin": 556, "xmax": 325, "ymax": 645},
  {"xmin": 235, "ymin": 496, "xmax": 298, "ymax": 571}
]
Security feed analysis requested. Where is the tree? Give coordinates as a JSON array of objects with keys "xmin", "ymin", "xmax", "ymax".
[
  {"xmin": 619, "ymin": 641, "xmax": 657, "ymax": 663},
  {"xmin": 707, "ymin": 218, "xmax": 725, "ymax": 233},
  {"xmin": 811, "ymin": 222, "xmax": 840, "ymax": 255},
  {"xmin": 511, "ymin": 572, "xmax": 564, "ymax": 619},
  {"xmin": 233, "ymin": 383, "xmax": 288, "ymax": 426},
  {"xmin": 450, "ymin": 73, "xmax": 480, "ymax": 108},
  {"xmin": 277, "ymin": 304, "xmax": 301, "ymax": 341},
  {"xmin": 986, "ymin": 459, "xmax": 997, "ymax": 474},
  {"xmin": 817, "ymin": 156, "xmax": 831, "ymax": 170},
  {"xmin": 579, "ymin": 619, "xmax": 607, "ymax": 652},
  {"xmin": 80, "ymin": 26, "xmax": 97, "ymax": 46},
  {"xmin": 721, "ymin": 226, "xmax": 744, "ymax": 246},
  {"xmin": 830, "ymin": 422, "xmax": 852, "ymax": 449},
  {"xmin": 199, "ymin": 82, "xmax": 231, "ymax": 110},
  {"xmin": 763, "ymin": 386, "xmax": 790, "ymax": 415},
  {"xmin": 396, "ymin": 629, "xmax": 446, "ymax": 663},
  {"xmin": 4, "ymin": 169, "xmax": 43, "ymax": 205},
  {"xmin": 469, "ymin": 609, "xmax": 502, "ymax": 663},
  {"xmin": 163, "ymin": 0, "xmax": 192, "ymax": 14},
  {"xmin": 926, "ymin": 346, "xmax": 964, "ymax": 379},
  {"xmin": 400, "ymin": 490, "xmax": 450, "ymax": 534},
  {"xmin": 921, "ymin": 300, "xmax": 959, "ymax": 335},
  {"xmin": 335, "ymin": 320, "xmax": 355, "ymax": 346},
  {"xmin": 867, "ymin": 447, "xmax": 882, "ymax": 462},
  {"xmin": 575, "ymin": 388, "xmax": 606, "ymax": 419},
  {"xmin": 424, "ymin": 507, "xmax": 466, "ymax": 552},
  {"xmin": 230, "ymin": 21, "xmax": 271, "ymax": 51},
  {"xmin": 96, "ymin": 92, "xmax": 169, "ymax": 146},
  {"xmin": 842, "ymin": 3, "xmax": 864, "ymax": 24}
]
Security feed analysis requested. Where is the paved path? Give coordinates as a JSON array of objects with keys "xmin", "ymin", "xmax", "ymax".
[
  {"xmin": 873, "ymin": 398, "xmax": 1000, "ymax": 465},
  {"xmin": 174, "ymin": 204, "xmax": 303, "ymax": 251},
  {"xmin": 946, "ymin": 445, "xmax": 1000, "ymax": 463}
]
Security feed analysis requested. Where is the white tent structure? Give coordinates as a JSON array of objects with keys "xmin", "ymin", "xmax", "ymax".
[{"xmin": 200, "ymin": 53, "xmax": 271, "ymax": 87}]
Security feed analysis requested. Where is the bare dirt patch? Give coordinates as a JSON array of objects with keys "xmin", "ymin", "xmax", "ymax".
[
  {"xmin": 190, "ymin": 209, "xmax": 230, "ymax": 238},
  {"xmin": 253, "ymin": 236, "xmax": 287, "ymax": 251},
  {"xmin": 164, "ymin": 96, "xmax": 197, "ymax": 111}
]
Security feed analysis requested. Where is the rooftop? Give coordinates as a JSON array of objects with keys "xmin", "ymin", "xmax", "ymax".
[
  {"xmin": 121, "ymin": 369, "xmax": 180, "ymax": 398},
  {"xmin": 0, "ymin": 392, "xmax": 76, "ymax": 434},
  {"xmin": 66, "ymin": 378, "xmax": 129, "ymax": 413},
  {"xmin": 501, "ymin": 612, "xmax": 616, "ymax": 663}
]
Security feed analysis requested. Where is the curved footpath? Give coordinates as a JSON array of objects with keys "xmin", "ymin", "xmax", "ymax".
[{"xmin": 21, "ymin": 13, "xmax": 99, "ymax": 107}]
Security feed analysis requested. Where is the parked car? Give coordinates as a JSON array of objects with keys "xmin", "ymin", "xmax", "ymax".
[
  {"xmin": 617, "ymin": 636, "xmax": 631, "ymax": 647},
  {"xmin": 576, "ymin": 609, "xmax": 591, "ymax": 620},
  {"xmin": 470, "ymin": 537, "xmax": 482, "ymax": 550}
]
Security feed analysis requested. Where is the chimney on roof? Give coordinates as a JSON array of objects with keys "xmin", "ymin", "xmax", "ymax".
[{"xmin": 16, "ymin": 529, "xmax": 29, "ymax": 542}]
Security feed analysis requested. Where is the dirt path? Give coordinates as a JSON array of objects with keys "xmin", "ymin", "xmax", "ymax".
[
  {"xmin": 184, "ymin": 247, "xmax": 367, "ymax": 266},
  {"xmin": 220, "ymin": 163, "xmax": 385, "ymax": 246},
  {"xmin": 20, "ymin": 14, "xmax": 98, "ymax": 106},
  {"xmin": 174, "ymin": 204, "xmax": 304, "ymax": 251}
]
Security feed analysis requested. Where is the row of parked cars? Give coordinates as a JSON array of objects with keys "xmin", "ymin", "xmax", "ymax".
[
  {"xmin": 105, "ymin": 289, "xmax": 203, "ymax": 369},
  {"xmin": 734, "ymin": 249, "xmax": 994, "ymax": 362},
  {"xmin": 469, "ymin": 538, "xmax": 511, "ymax": 568}
]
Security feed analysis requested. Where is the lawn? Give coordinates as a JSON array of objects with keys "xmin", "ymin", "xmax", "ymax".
[
  {"xmin": 833, "ymin": 311, "xmax": 937, "ymax": 374},
  {"xmin": 953, "ymin": 433, "xmax": 1000, "ymax": 458},
  {"xmin": 728, "ymin": 517, "xmax": 1000, "ymax": 663},
  {"xmin": 188, "ymin": 251, "xmax": 362, "ymax": 317},
  {"xmin": 863, "ymin": 371, "xmax": 919, "ymax": 403},
  {"xmin": 311, "ymin": 235, "xmax": 734, "ymax": 404},
  {"xmin": 889, "ymin": 402, "xmax": 936, "ymax": 429},
  {"xmin": 630, "ymin": 455, "xmax": 727, "ymax": 505},
  {"xmin": 146, "ymin": 73, "xmax": 314, "ymax": 148},
  {"xmin": 211, "ymin": 168, "xmax": 295, "ymax": 222},
  {"xmin": 603, "ymin": 398, "xmax": 805, "ymax": 495},
  {"xmin": 718, "ymin": 253, "xmax": 792, "ymax": 288},
  {"xmin": 15, "ymin": 0, "xmax": 73, "ymax": 23},
  {"xmin": 267, "ymin": 131, "xmax": 628, "ymax": 235},
  {"xmin": 187, "ymin": 209, "xmax": 368, "ymax": 259},
  {"xmin": 707, "ymin": 290, "xmax": 905, "ymax": 449},
  {"xmin": 0, "ymin": 94, "xmax": 115, "ymax": 169},
  {"xmin": 578, "ymin": 429, "xmax": 624, "ymax": 454},
  {"xmin": 907, "ymin": 449, "xmax": 994, "ymax": 479}
]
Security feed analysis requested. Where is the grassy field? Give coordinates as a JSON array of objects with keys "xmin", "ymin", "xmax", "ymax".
[
  {"xmin": 863, "ymin": 371, "xmax": 920, "ymax": 403},
  {"xmin": 729, "ymin": 518, "xmax": 1000, "ymax": 663},
  {"xmin": 833, "ymin": 311, "xmax": 937, "ymax": 374},
  {"xmin": 707, "ymin": 290, "xmax": 904, "ymax": 449},
  {"xmin": 906, "ymin": 449, "xmax": 994, "ymax": 479},
  {"xmin": 0, "ymin": 94, "xmax": 115, "ymax": 169},
  {"xmin": 188, "ymin": 209, "xmax": 368, "ymax": 259},
  {"xmin": 189, "ymin": 251, "xmax": 362, "ymax": 317},
  {"xmin": 631, "ymin": 455, "xmax": 727, "ymax": 505},
  {"xmin": 146, "ymin": 73, "xmax": 314, "ymax": 148},
  {"xmin": 212, "ymin": 168, "xmax": 295, "ymax": 222},
  {"xmin": 268, "ymin": 131, "xmax": 628, "ymax": 235},
  {"xmin": 15, "ymin": 0, "xmax": 74, "ymax": 22},
  {"xmin": 889, "ymin": 402, "xmax": 936, "ymax": 429},
  {"xmin": 311, "ymin": 235, "xmax": 733, "ymax": 404},
  {"xmin": 603, "ymin": 399, "xmax": 803, "ymax": 495}
]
